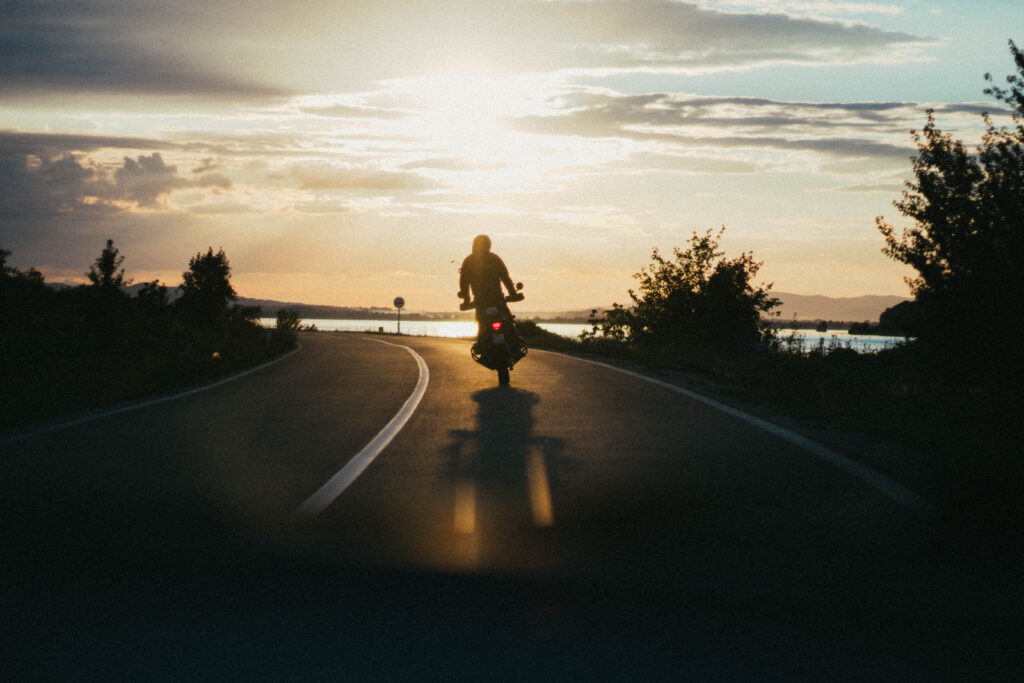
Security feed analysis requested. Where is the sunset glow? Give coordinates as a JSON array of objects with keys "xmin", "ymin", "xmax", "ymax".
[{"xmin": 1, "ymin": 1, "xmax": 1019, "ymax": 312}]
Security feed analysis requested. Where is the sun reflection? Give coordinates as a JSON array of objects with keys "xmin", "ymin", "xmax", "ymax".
[
  {"xmin": 453, "ymin": 479, "xmax": 480, "ymax": 567},
  {"xmin": 454, "ymin": 479, "xmax": 477, "ymax": 535},
  {"xmin": 441, "ymin": 386, "xmax": 564, "ymax": 572},
  {"xmin": 527, "ymin": 452, "xmax": 554, "ymax": 527}
]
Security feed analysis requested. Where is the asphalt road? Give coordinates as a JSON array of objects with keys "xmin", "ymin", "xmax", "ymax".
[{"xmin": 2, "ymin": 333, "xmax": 1020, "ymax": 680}]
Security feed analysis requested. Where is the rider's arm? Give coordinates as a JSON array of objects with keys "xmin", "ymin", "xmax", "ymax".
[
  {"xmin": 458, "ymin": 257, "xmax": 471, "ymax": 301},
  {"xmin": 495, "ymin": 255, "xmax": 514, "ymax": 296}
]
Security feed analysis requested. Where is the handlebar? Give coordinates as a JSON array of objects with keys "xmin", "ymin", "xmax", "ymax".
[{"xmin": 459, "ymin": 290, "xmax": 525, "ymax": 311}]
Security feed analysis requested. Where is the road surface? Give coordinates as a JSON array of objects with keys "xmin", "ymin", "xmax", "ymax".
[{"xmin": 1, "ymin": 333, "xmax": 1019, "ymax": 680}]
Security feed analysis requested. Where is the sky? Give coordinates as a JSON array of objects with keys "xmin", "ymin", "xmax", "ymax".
[{"xmin": 1, "ymin": 0, "xmax": 1020, "ymax": 312}]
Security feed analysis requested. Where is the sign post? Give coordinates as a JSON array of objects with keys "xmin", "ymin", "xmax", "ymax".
[{"xmin": 393, "ymin": 296, "xmax": 405, "ymax": 335}]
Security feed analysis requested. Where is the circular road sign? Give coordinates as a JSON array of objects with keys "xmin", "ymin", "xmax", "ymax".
[{"xmin": 393, "ymin": 297, "xmax": 405, "ymax": 309}]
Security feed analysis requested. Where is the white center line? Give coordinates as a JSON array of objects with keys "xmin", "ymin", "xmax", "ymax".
[{"xmin": 290, "ymin": 337, "xmax": 430, "ymax": 522}]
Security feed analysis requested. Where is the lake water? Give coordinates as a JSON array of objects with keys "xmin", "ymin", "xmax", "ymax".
[
  {"xmin": 773, "ymin": 329, "xmax": 907, "ymax": 353},
  {"xmin": 259, "ymin": 318, "xmax": 588, "ymax": 339},
  {"xmin": 261, "ymin": 318, "xmax": 906, "ymax": 353}
]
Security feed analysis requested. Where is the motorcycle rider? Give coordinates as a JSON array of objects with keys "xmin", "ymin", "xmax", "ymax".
[{"xmin": 458, "ymin": 234, "xmax": 521, "ymax": 352}]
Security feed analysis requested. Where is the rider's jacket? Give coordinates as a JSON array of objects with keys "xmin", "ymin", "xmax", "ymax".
[{"xmin": 459, "ymin": 251, "xmax": 514, "ymax": 318}]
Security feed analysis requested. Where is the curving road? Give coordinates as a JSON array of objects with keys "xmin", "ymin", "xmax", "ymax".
[{"xmin": 2, "ymin": 332, "xmax": 1019, "ymax": 680}]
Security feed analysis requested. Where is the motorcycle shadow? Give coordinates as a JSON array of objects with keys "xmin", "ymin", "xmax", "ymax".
[{"xmin": 442, "ymin": 387, "xmax": 572, "ymax": 539}]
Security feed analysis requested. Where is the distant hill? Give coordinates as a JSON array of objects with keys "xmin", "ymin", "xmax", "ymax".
[
  {"xmin": 235, "ymin": 297, "xmax": 446, "ymax": 321},
  {"xmin": 771, "ymin": 292, "xmax": 910, "ymax": 323},
  {"xmin": 113, "ymin": 285, "xmax": 906, "ymax": 324},
  {"xmin": 534, "ymin": 294, "xmax": 911, "ymax": 325},
  {"xmin": 234, "ymin": 293, "xmax": 911, "ymax": 324}
]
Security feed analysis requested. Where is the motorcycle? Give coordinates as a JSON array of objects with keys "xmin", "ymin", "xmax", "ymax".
[{"xmin": 459, "ymin": 283, "xmax": 528, "ymax": 385}]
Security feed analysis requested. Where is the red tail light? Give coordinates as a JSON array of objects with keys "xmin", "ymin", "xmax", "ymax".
[{"xmin": 491, "ymin": 321, "xmax": 503, "ymax": 331}]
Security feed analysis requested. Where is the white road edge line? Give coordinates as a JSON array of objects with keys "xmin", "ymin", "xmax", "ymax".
[
  {"xmin": 290, "ymin": 337, "xmax": 429, "ymax": 522},
  {"xmin": 0, "ymin": 343, "xmax": 304, "ymax": 447},
  {"xmin": 534, "ymin": 349, "xmax": 933, "ymax": 515}
]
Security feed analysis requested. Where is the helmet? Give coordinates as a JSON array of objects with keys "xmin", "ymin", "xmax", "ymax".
[{"xmin": 472, "ymin": 234, "xmax": 491, "ymax": 254}]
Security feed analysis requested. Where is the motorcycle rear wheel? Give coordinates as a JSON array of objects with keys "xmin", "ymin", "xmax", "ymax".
[{"xmin": 497, "ymin": 366, "xmax": 510, "ymax": 385}]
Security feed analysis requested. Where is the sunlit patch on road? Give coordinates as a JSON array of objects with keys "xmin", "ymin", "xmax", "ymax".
[
  {"xmin": 454, "ymin": 480, "xmax": 477, "ymax": 535},
  {"xmin": 527, "ymin": 452, "xmax": 554, "ymax": 527},
  {"xmin": 425, "ymin": 384, "xmax": 569, "ymax": 572}
]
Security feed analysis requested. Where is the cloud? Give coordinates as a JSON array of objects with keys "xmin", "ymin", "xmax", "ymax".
[
  {"xmin": 705, "ymin": 1, "xmax": 906, "ymax": 18},
  {"xmin": 833, "ymin": 182, "xmax": 902, "ymax": 193},
  {"xmin": 275, "ymin": 163, "xmax": 443, "ymax": 192},
  {"xmin": 113, "ymin": 153, "xmax": 232, "ymax": 208},
  {"xmin": 400, "ymin": 158, "xmax": 508, "ymax": 172},
  {"xmin": 510, "ymin": 91, "xmax": 918, "ymax": 160},
  {"xmin": 192, "ymin": 158, "xmax": 224, "ymax": 174},
  {"xmin": 522, "ymin": 91, "xmax": 929, "ymax": 132},
  {"xmin": 0, "ymin": 134, "xmax": 235, "ymax": 224},
  {"xmin": 614, "ymin": 151, "xmax": 759, "ymax": 174},
  {"xmin": 0, "ymin": 1, "xmax": 930, "ymax": 98},
  {"xmin": 0, "ymin": 151, "xmax": 110, "ymax": 220},
  {"xmin": 387, "ymin": 0, "xmax": 927, "ymax": 82},
  {"xmin": 0, "ymin": 131, "xmax": 172, "ymax": 156},
  {"xmin": 0, "ymin": 1, "xmax": 283, "ymax": 97},
  {"xmin": 300, "ymin": 104, "xmax": 408, "ymax": 120},
  {"xmin": 188, "ymin": 201, "xmax": 259, "ymax": 215}
]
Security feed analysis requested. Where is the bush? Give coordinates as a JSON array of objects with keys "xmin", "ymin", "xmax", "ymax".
[
  {"xmin": 585, "ymin": 227, "xmax": 780, "ymax": 359},
  {"xmin": 877, "ymin": 40, "xmax": 1024, "ymax": 390},
  {"xmin": 276, "ymin": 307, "xmax": 302, "ymax": 331},
  {"xmin": 0, "ymin": 242, "xmax": 294, "ymax": 431}
]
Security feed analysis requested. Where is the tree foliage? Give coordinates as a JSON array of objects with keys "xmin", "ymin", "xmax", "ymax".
[
  {"xmin": 178, "ymin": 247, "xmax": 237, "ymax": 325},
  {"xmin": 276, "ymin": 307, "xmax": 302, "ymax": 331},
  {"xmin": 1, "ymin": 244, "xmax": 48, "ymax": 330},
  {"xmin": 587, "ymin": 227, "xmax": 779, "ymax": 354},
  {"xmin": 136, "ymin": 280, "xmax": 169, "ymax": 311},
  {"xmin": 2, "ymin": 242, "xmax": 290, "ymax": 431},
  {"xmin": 876, "ymin": 40, "xmax": 1024, "ymax": 378},
  {"xmin": 1, "ymin": 245, "xmax": 44, "ymax": 288},
  {"xmin": 87, "ymin": 239, "xmax": 132, "ymax": 292}
]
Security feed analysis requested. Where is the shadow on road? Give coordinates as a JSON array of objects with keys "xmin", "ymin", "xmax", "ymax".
[{"xmin": 441, "ymin": 387, "xmax": 569, "ymax": 567}]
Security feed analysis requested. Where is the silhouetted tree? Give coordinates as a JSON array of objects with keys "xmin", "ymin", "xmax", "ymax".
[
  {"xmin": 588, "ymin": 227, "xmax": 779, "ymax": 354},
  {"xmin": 87, "ymin": 239, "xmax": 132, "ymax": 292},
  {"xmin": 1, "ymin": 243, "xmax": 294, "ymax": 431},
  {"xmin": 276, "ymin": 307, "xmax": 302, "ymax": 331},
  {"xmin": 1, "ymin": 244, "xmax": 48, "ymax": 327},
  {"xmin": 2, "ymin": 252, "xmax": 43, "ymax": 289},
  {"xmin": 878, "ymin": 300, "xmax": 922, "ymax": 337},
  {"xmin": 876, "ymin": 40, "xmax": 1024, "ymax": 381},
  {"xmin": 136, "ymin": 280, "xmax": 169, "ymax": 311},
  {"xmin": 177, "ymin": 247, "xmax": 236, "ymax": 325}
]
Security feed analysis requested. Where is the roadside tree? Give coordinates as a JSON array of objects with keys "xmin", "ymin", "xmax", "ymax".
[
  {"xmin": 1, "ymin": 244, "xmax": 48, "ymax": 328},
  {"xmin": 276, "ymin": 307, "xmax": 302, "ymax": 331},
  {"xmin": 587, "ymin": 227, "xmax": 780, "ymax": 356},
  {"xmin": 86, "ymin": 239, "xmax": 132, "ymax": 292},
  {"xmin": 136, "ymin": 280, "xmax": 169, "ymax": 311},
  {"xmin": 876, "ymin": 40, "xmax": 1024, "ymax": 382},
  {"xmin": 177, "ymin": 247, "xmax": 237, "ymax": 325}
]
